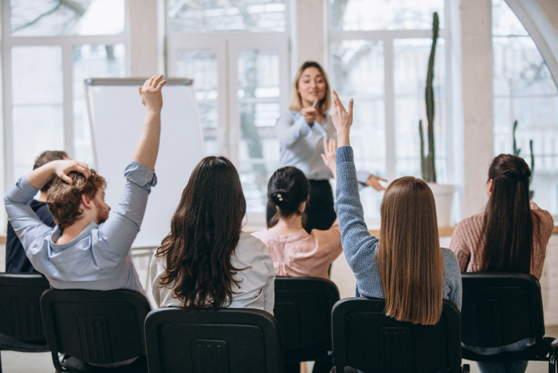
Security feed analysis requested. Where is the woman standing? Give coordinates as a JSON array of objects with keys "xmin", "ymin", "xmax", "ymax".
[
  {"xmin": 450, "ymin": 154, "xmax": 553, "ymax": 373},
  {"xmin": 273, "ymin": 61, "xmax": 386, "ymax": 232}
]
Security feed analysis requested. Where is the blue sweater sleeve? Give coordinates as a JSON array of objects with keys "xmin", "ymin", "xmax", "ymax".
[{"xmin": 334, "ymin": 146, "xmax": 380, "ymax": 276}]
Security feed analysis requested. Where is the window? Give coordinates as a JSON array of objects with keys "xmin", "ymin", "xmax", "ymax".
[
  {"xmin": 2, "ymin": 0, "xmax": 127, "ymax": 184},
  {"xmin": 166, "ymin": 0, "xmax": 290, "ymax": 221},
  {"xmin": 492, "ymin": 0, "xmax": 558, "ymax": 215},
  {"xmin": 328, "ymin": 0, "xmax": 450, "ymax": 220}
]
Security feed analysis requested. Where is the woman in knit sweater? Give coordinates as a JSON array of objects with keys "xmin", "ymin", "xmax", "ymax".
[
  {"xmin": 450, "ymin": 154, "xmax": 554, "ymax": 373},
  {"xmin": 329, "ymin": 90, "xmax": 461, "ymax": 329}
]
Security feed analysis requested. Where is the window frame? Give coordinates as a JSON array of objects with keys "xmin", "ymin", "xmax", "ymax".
[
  {"xmin": 165, "ymin": 1, "xmax": 291, "ymax": 228},
  {"xmin": 325, "ymin": 0, "xmax": 455, "ymax": 222},
  {"xmin": 1, "ymin": 0, "xmax": 129, "ymax": 189}
]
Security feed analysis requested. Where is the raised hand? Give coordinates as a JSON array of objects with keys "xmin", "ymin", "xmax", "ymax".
[
  {"xmin": 52, "ymin": 160, "xmax": 91, "ymax": 184},
  {"xmin": 331, "ymin": 90, "xmax": 353, "ymax": 146},
  {"xmin": 366, "ymin": 175, "xmax": 388, "ymax": 191},
  {"xmin": 138, "ymin": 74, "xmax": 167, "ymax": 112},
  {"xmin": 26, "ymin": 159, "xmax": 90, "ymax": 190},
  {"xmin": 321, "ymin": 139, "xmax": 337, "ymax": 179}
]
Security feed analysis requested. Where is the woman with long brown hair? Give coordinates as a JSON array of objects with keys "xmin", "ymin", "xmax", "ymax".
[
  {"xmin": 150, "ymin": 156, "xmax": 275, "ymax": 313},
  {"xmin": 450, "ymin": 154, "xmax": 553, "ymax": 373},
  {"xmin": 328, "ymin": 91, "xmax": 461, "ymax": 330},
  {"xmin": 272, "ymin": 61, "xmax": 386, "ymax": 233}
]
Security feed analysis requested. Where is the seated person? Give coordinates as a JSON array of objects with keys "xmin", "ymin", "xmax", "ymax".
[
  {"xmin": 330, "ymin": 91, "xmax": 461, "ymax": 373},
  {"xmin": 151, "ymin": 156, "xmax": 275, "ymax": 314},
  {"xmin": 450, "ymin": 154, "xmax": 553, "ymax": 373},
  {"xmin": 6, "ymin": 150, "xmax": 68, "ymax": 273},
  {"xmin": 253, "ymin": 162, "xmax": 342, "ymax": 280},
  {"xmin": 4, "ymin": 74, "xmax": 166, "ymax": 297}
]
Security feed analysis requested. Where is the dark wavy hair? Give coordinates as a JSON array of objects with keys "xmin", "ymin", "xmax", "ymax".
[
  {"xmin": 481, "ymin": 154, "xmax": 538, "ymax": 273},
  {"xmin": 47, "ymin": 170, "xmax": 106, "ymax": 230},
  {"xmin": 267, "ymin": 166, "xmax": 310, "ymax": 228},
  {"xmin": 156, "ymin": 156, "xmax": 247, "ymax": 310}
]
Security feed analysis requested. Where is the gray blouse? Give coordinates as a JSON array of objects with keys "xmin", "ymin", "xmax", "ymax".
[{"xmin": 276, "ymin": 111, "xmax": 371, "ymax": 184}]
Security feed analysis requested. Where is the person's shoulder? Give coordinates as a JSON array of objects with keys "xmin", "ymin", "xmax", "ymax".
[
  {"xmin": 441, "ymin": 248, "xmax": 460, "ymax": 272},
  {"xmin": 238, "ymin": 232, "xmax": 268, "ymax": 252},
  {"xmin": 454, "ymin": 213, "xmax": 484, "ymax": 233},
  {"xmin": 29, "ymin": 200, "xmax": 47, "ymax": 209}
]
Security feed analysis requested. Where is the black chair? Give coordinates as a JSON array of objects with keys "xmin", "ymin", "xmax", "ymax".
[
  {"xmin": 332, "ymin": 297, "xmax": 468, "ymax": 373},
  {"xmin": 0, "ymin": 273, "xmax": 50, "ymax": 373},
  {"xmin": 461, "ymin": 273, "xmax": 558, "ymax": 372},
  {"xmin": 144, "ymin": 307, "xmax": 285, "ymax": 373},
  {"xmin": 40, "ymin": 289, "xmax": 151, "ymax": 373},
  {"xmin": 274, "ymin": 277, "xmax": 340, "ymax": 372}
]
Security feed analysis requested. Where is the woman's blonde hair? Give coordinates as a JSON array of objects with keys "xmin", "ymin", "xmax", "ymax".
[
  {"xmin": 377, "ymin": 177, "xmax": 444, "ymax": 325},
  {"xmin": 289, "ymin": 61, "xmax": 331, "ymax": 113}
]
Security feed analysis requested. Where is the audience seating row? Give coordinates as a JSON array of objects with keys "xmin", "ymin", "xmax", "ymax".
[{"xmin": 0, "ymin": 274, "xmax": 556, "ymax": 373}]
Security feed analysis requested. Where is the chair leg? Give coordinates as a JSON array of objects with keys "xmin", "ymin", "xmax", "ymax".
[{"xmin": 550, "ymin": 339, "xmax": 558, "ymax": 373}]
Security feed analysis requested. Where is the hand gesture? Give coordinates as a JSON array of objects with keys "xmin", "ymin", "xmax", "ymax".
[
  {"xmin": 301, "ymin": 106, "xmax": 319, "ymax": 126},
  {"xmin": 331, "ymin": 90, "xmax": 353, "ymax": 136},
  {"xmin": 366, "ymin": 175, "xmax": 388, "ymax": 191},
  {"xmin": 138, "ymin": 74, "xmax": 167, "ymax": 112},
  {"xmin": 321, "ymin": 139, "xmax": 337, "ymax": 179},
  {"xmin": 52, "ymin": 160, "xmax": 91, "ymax": 185}
]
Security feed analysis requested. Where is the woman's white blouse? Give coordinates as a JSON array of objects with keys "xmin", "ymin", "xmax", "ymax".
[{"xmin": 150, "ymin": 232, "xmax": 276, "ymax": 314}]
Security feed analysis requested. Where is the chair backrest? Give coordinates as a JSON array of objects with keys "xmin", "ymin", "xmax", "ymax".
[
  {"xmin": 40, "ymin": 289, "xmax": 151, "ymax": 365},
  {"xmin": 0, "ymin": 273, "xmax": 50, "ymax": 342},
  {"xmin": 273, "ymin": 277, "xmax": 340, "ymax": 361},
  {"xmin": 461, "ymin": 273, "xmax": 545, "ymax": 347},
  {"xmin": 332, "ymin": 298, "xmax": 462, "ymax": 373},
  {"xmin": 144, "ymin": 308, "xmax": 284, "ymax": 373}
]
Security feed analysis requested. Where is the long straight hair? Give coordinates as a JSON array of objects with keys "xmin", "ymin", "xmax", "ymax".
[
  {"xmin": 481, "ymin": 154, "xmax": 534, "ymax": 273},
  {"xmin": 156, "ymin": 156, "xmax": 247, "ymax": 310},
  {"xmin": 377, "ymin": 177, "xmax": 444, "ymax": 325}
]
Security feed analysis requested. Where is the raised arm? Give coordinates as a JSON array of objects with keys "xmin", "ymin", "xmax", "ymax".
[
  {"xmin": 276, "ymin": 113, "xmax": 314, "ymax": 149},
  {"xmin": 133, "ymin": 74, "xmax": 167, "ymax": 171},
  {"xmin": 331, "ymin": 92, "xmax": 379, "ymax": 274},
  {"xmin": 98, "ymin": 75, "xmax": 166, "ymax": 254},
  {"xmin": 5, "ymin": 160, "xmax": 90, "ymax": 251}
]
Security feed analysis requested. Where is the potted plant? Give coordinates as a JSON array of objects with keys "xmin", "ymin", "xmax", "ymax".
[
  {"xmin": 512, "ymin": 120, "xmax": 535, "ymax": 199},
  {"xmin": 419, "ymin": 12, "xmax": 455, "ymax": 227}
]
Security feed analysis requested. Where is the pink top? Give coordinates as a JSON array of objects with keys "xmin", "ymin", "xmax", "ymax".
[
  {"xmin": 449, "ymin": 202, "xmax": 554, "ymax": 279},
  {"xmin": 252, "ymin": 220, "xmax": 343, "ymax": 279}
]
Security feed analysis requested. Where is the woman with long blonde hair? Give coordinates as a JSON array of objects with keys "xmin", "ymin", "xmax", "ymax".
[
  {"xmin": 272, "ymin": 61, "xmax": 386, "ymax": 233},
  {"xmin": 326, "ymin": 90, "xmax": 461, "ymax": 330}
]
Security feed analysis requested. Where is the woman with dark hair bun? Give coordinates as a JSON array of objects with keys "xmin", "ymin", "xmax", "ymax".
[
  {"xmin": 450, "ymin": 153, "xmax": 554, "ymax": 373},
  {"xmin": 253, "ymin": 162, "xmax": 342, "ymax": 280},
  {"xmin": 151, "ymin": 156, "xmax": 275, "ymax": 313}
]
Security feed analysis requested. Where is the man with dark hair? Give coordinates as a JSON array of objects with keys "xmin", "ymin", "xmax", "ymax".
[
  {"xmin": 5, "ymin": 150, "xmax": 69, "ymax": 272},
  {"xmin": 4, "ymin": 75, "xmax": 166, "ymax": 296}
]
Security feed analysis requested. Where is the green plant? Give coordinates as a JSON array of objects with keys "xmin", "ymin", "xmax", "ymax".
[
  {"xmin": 512, "ymin": 120, "xmax": 535, "ymax": 196},
  {"xmin": 419, "ymin": 12, "xmax": 439, "ymax": 183}
]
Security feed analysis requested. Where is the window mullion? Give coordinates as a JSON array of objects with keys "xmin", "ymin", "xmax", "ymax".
[
  {"xmin": 62, "ymin": 45, "xmax": 74, "ymax": 158},
  {"xmin": 2, "ymin": 0, "xmax": 14, "ymax": 190},
  {"xmin": 384, "ymin": 38, "xmax": 396, "ymax": 181}
]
